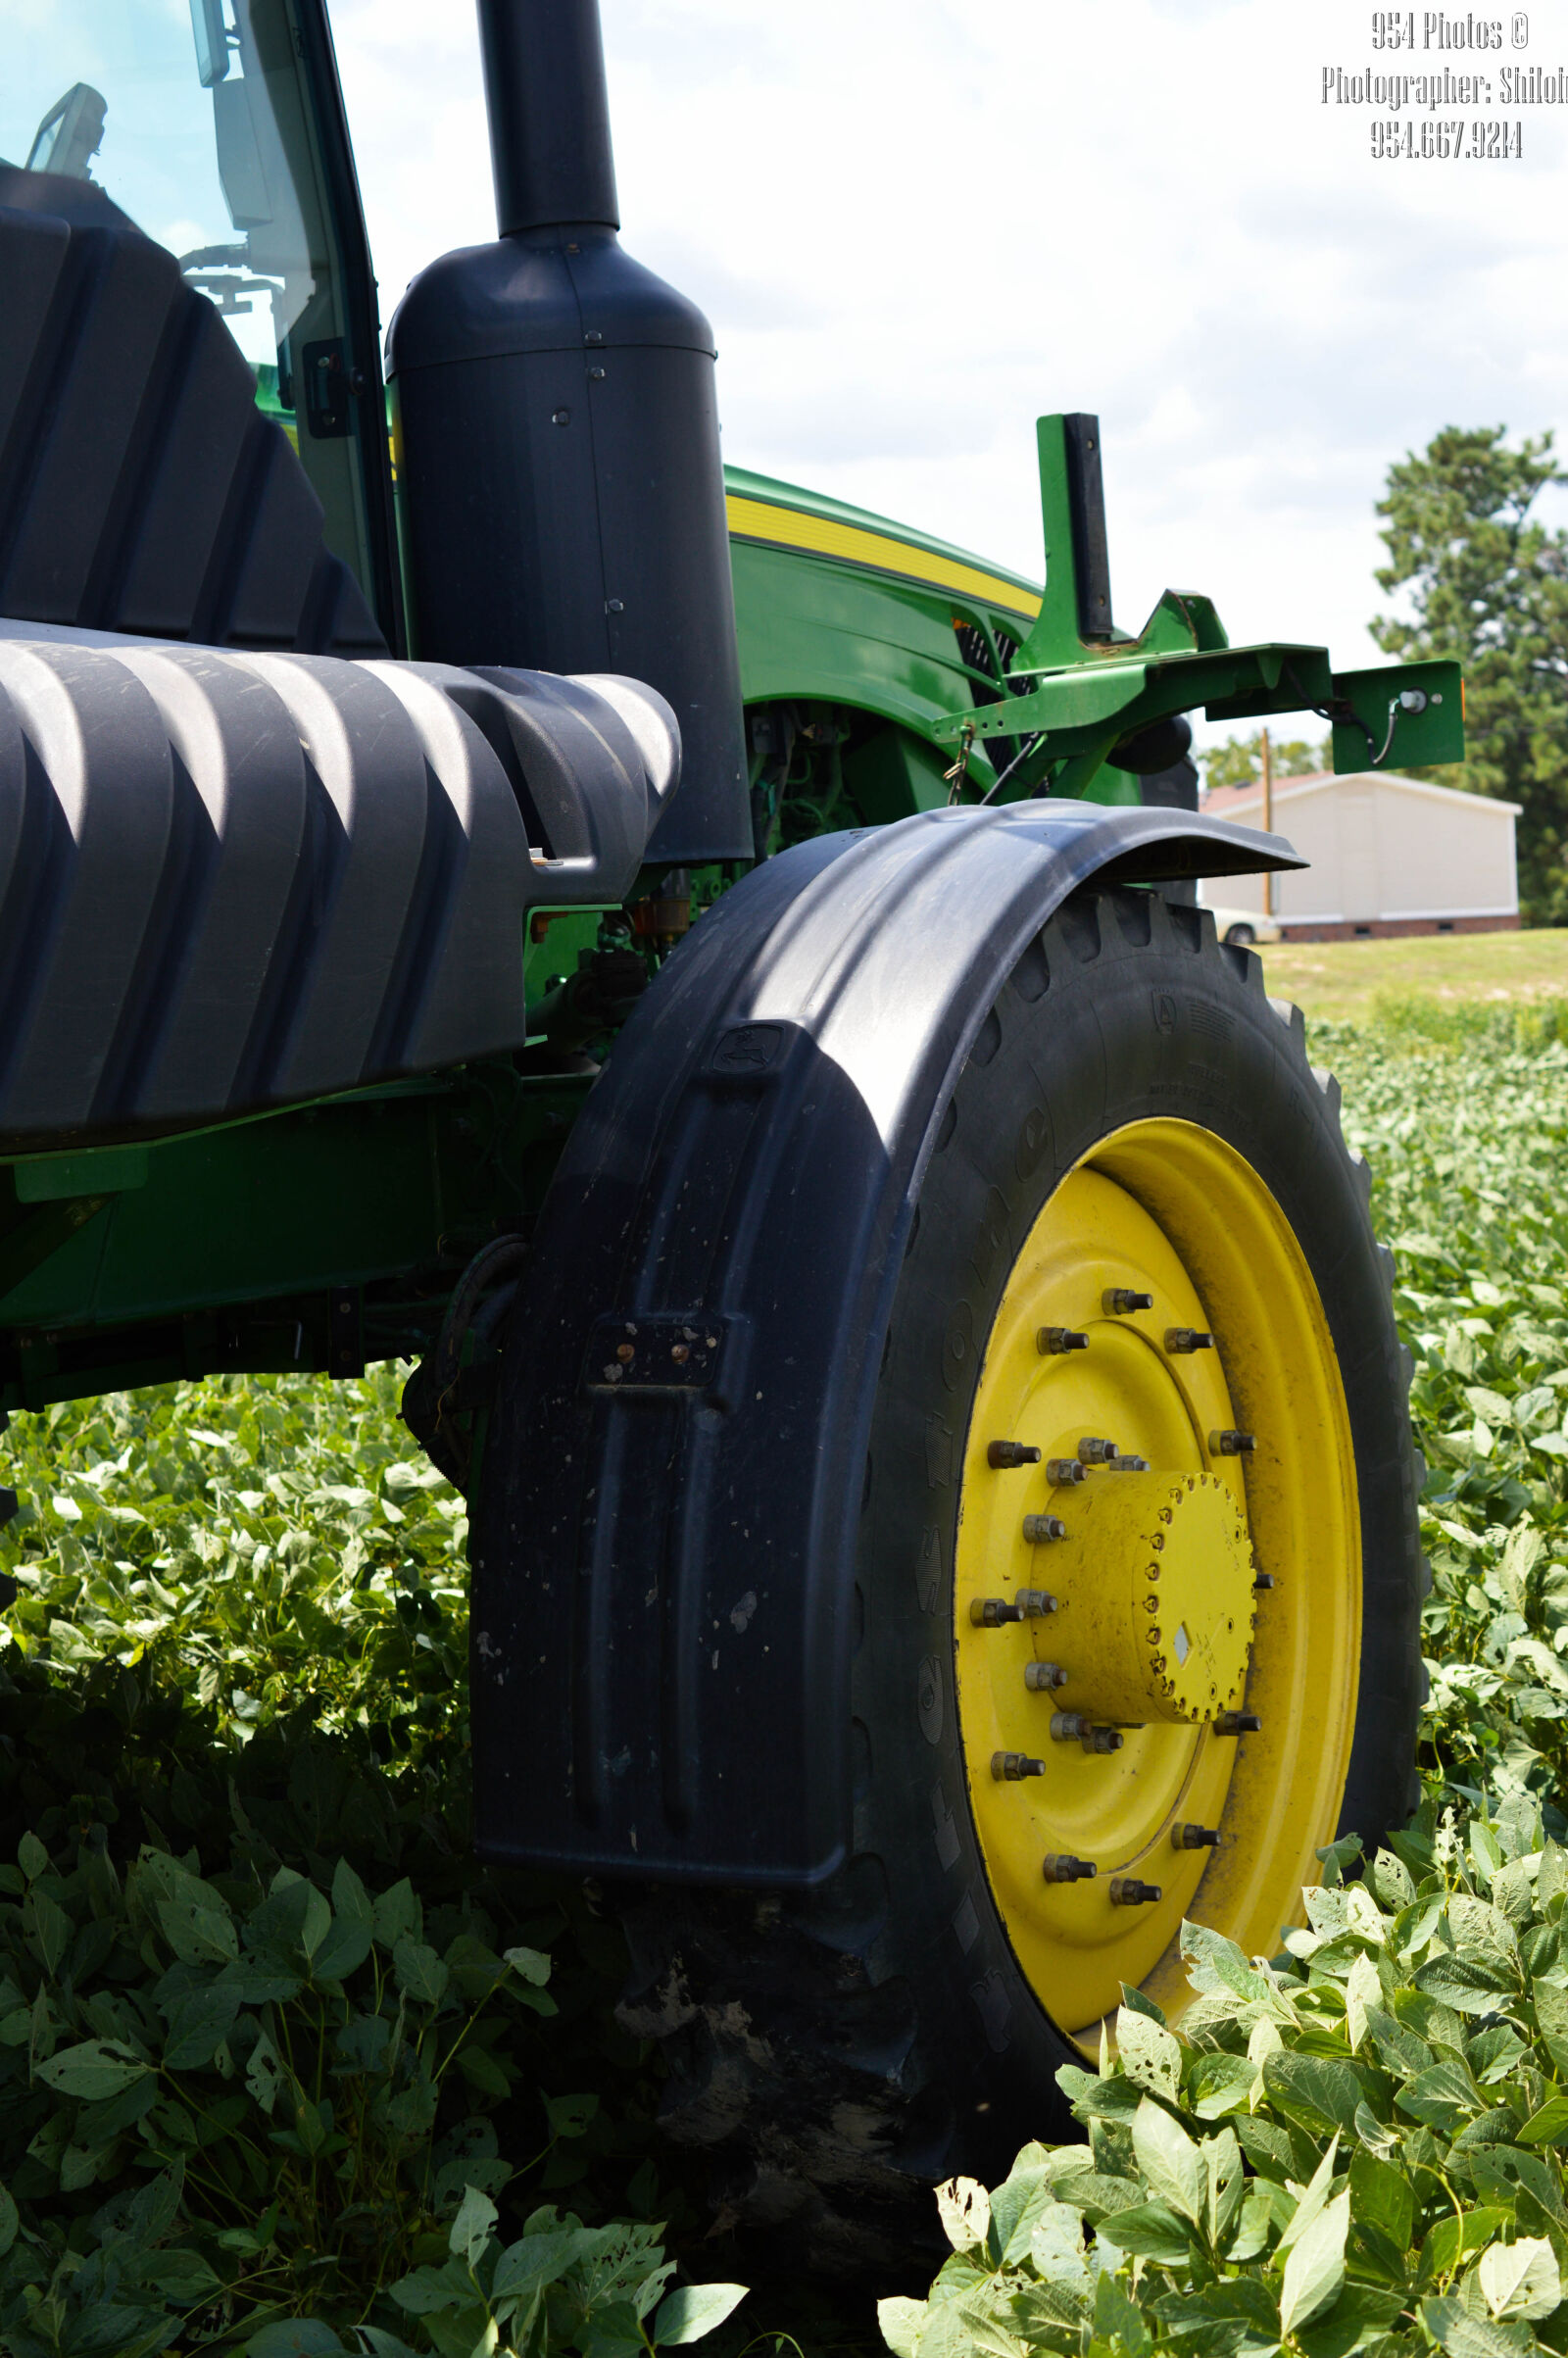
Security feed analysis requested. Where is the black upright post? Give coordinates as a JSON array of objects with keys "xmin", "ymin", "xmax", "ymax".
[{"xmin": 386, "ymin": 1, "xmax": 752, "ymax": 864}]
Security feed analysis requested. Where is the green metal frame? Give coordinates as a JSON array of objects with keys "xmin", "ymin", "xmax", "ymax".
[{"xmin": 0, "ymin": 417, "xmax": 1460, "ymax": 1421}]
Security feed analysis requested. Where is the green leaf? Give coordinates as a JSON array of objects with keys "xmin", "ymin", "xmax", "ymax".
[
  {"xmin": 1116, "ymin": 2005, "xmax": 1182, "ymax": 2102},
  {"xmin": 1348, "ymin": 2146, "xmax": 1415, "ymax": 2250},
  {"xmin": 1179, "ymin": 1921, "xmax": 1272, "ymax": 2003},
  {"xmin": 1296, "ymin": 2284, "xmax": 1405, "ymax": 2358},
  {"xmin": 244, "ymin": 2329, "xmax": 354, "ymax": 2357},
  {"xmin": 330, "ymin": 1856, "xmax": 373, "ymax": 1925},
  {"xmin": 448, "ymin": 2183, "xmax": 497, "ymax": 2266},
  {"xmin": 1093, "ymin": 2273, "xmax": 1152, "ymax": 2357},
  {"xmin": 653, "ymin": 2284, "xmax": 749, "ymax": 2345},
  {"xmin": 1280, "ymin": 2188, "xmax": 1351, "ymax": 2336},
  {"xmin": 1094, "ymin": 2199, "xmax": 1194, "ymax": 2265},
  {"xmin": 390, "ymin": 2262, "xmax": 467, "ymax": 2317},
  {"xmin": 1420, "ymin": 2296, "xmax": 1537, "ymax": 2358},
  {"xmin": 17, "ymin": 1832, "xmax": 48, "ymax": 1883},
  {"xmin": 161, "ymin": 1984, "xmax": 242, "ymax": 2071},
  {"xmin": 35, "ymin": 2038, "xmax": 151, "ymax": 2100},
  {"xmin": 545, "ymin": 2089, "xmax": 600, "ymax": 2142},
  {"xmin": 393, "ymin": 1936, "xmax": 449, "ymax": 2007},
  {"xmin": 490, "ymin": 2227, "xmax": 603, "ymax": 2300},
  {"xmin": 0, "ymin": 2182, "xmax": 17, "ymax": 2259},
  {"xmin": 1130, "ymin": 2095, "xmax": 1203, "ymax": 2225},
  {"xmin": 503, "ymin": 1943, "xmax": 551, "ymax": 1987},
  {"xmin": 1028, "ymin": 2201, "xmax": 1092, "ymax": 2290},
  {"xmin": 1518, "ymin": 2091, "xmax": 1568, "ymax": 2145},
  {"xmin": 1478, "ymin": 2235, "xmax": 1561, "ymax": 2321},
  {"xmin": 309, "ymin": 1911, "xmax": 373, "ymax": 1985},
  {"xmin": 1188, "ymin": 2051, "xmax": 1260, "ymax": 2121},
  {"xmin": 880, "ymin": 2297, "xmax": 926, "ymax": 2358},
  {"xmin": 373, "ymin": 1878, "xmax": 421, "ymax": 1949},
  {"xmin": 158, "ymin": 1890, "xmax": 238, "ymax": 1966},
  {"xmin": 1263, "ymin": 2051, "xmax": 1363, "ymax": 2136},
  {"xmin": 142, "ymin": 2248, "xmax": 223, "ymax": 2303},
  {"xmin": 1422, "ymin": 2206, "xmax": 1509, "ymax": 2279},
  {"xmin": 1413, "ymin": 1952, "xmax": 1517, "ymax": 2012}
]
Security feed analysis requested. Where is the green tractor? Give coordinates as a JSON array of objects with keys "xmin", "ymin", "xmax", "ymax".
[{"xmin": 0, "ymin": 0, "xmax": 1457, "ymax": 2260}]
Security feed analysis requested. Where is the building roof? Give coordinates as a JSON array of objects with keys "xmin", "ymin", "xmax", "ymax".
[{"xmin": 1200, "ymin": 769, "xmax": 1522, "ymax": 817}]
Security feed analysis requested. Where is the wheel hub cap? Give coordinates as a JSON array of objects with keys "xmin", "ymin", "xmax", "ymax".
[{"xmin": 1053, "ymin": 1472, "xmax": 1255, "ymax": 1726}]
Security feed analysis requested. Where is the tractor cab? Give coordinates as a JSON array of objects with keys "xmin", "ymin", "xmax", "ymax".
[{"xmin": 1, "ymin": 0, "xmax": 397, "ymax": 643}]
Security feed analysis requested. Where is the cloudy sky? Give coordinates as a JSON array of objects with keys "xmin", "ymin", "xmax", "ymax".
[{"xmin": 326, "ymin": 0, "xmax": 1568, "ymax": 703}]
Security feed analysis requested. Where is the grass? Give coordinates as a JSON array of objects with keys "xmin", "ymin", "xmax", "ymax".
[
  {"xmin": 1255, "ymin": 925, "xmax": 1568, "ymax": 1026},
  {"xmin": 7, "ymin": 956, "xmax": 1568, "ymax": 2351}
]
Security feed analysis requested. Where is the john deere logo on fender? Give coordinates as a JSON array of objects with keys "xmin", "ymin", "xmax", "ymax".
[{"xmin": 710, "ymin": 1022, "xmax": 784, "ymax": 1074}]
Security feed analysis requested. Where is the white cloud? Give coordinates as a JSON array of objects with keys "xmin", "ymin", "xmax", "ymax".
[{"xmin": 330, "ymin": 0, "xmax": 1568, "ymax": 688}]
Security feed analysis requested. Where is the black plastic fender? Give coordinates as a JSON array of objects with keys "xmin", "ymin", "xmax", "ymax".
[{"xmin": 470, "ymin": 799, "xmax": 1304, "ymax": 1886}]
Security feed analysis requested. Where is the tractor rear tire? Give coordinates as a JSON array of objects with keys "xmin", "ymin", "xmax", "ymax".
[{"xmin": 615, "ymin": 883, "xmax": 1424, "ymax": 2273}]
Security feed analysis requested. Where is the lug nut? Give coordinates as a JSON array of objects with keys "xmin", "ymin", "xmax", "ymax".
[
  {"xmin": 1109, "ymin": 1877, "xmax": 1162, "ymax": 1905},
  {"xmin": 1171, "ymin": 1823, "xmax": 1221, "ymax": 1849},
  {"xmin": 1024, "ymin": 1661, "xmax": 1069, "ymax": 1691},
  {"xmin": 1078, "ymin": 1436, "xmax": 1118, "ymax": 1464},
  {"xmin": 1165, "ymin": 1328, "xmax": 1214, "ymax": 1353},
  {"xmin": 1103, "ymin": 1289, "xmax": 1153, "ymax": 1315},
  {"xmin": 1253, "ymin": 1572, "xmax": 1275, "ymax": 1591},
  {"xmin": 1022, "ymin": 1513, "xmax": 1067, "ymax": 1545},
  {"xmin": 1043, "ymin": 1854, "xmax": 1097, "ymax": 1884},
  {"xmin": 1107, "ymin": 1452, "xmax": 1150, "ymax": 1472},
  {"xmin": 992, "ymin": 1751, "xmax": 1047, "ymax": 1780},
  {"xmin": 1214, "ymin": 1710, "xmax": 1261, "ymax": 1736},
  {"xmin": 970, "ymin": 1590, "xmax": 1057, "ymax": 1626},
  {"xmin": 1038, "ymin": 1327, "xmax": 1089, "ymax": 1354},
  {"xmin": 1051, "ymin": 1713, "xmax": 1123, "ymax": 1752},
  {"xmin": 1045, "ymin": 1458, "xmax": 1087, "ymax": 1484},
  {"xmin": 1209, "ymin": 1429, "xmax": 1256, "ymax": 1456},
  {"xmin": 988, "ymin": 1440, "xmax": 1042, "ymax": 1469}
]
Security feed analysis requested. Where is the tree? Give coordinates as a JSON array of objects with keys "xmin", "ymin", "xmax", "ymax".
[
  {"xmin": 1200, "ymin": 730, "xmax": 1328, "ymax": 794},
  {"xmin": 1371, "ymin": 425, "xmax": 1568, "ymax": 926}
]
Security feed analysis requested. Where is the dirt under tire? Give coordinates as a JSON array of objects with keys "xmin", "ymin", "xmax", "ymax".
[{"xmin": 615, "ymin": 882, "xmax": 1424, "ymax": 2273}]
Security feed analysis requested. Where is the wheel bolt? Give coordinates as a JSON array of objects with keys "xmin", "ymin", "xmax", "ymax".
[
  {"xmin": 992, "ymin": 1751, "xmax": 1047, "ymax": 1780},
  {"xmin": 1253, "ymin": 1572, "xmax": 1275, "ymax": 1590},
  {"xmin": 1109, "ymin": 1876, "xmax": 1162, "ymax": 1905},
  {"xmin": 1022, "ymin": 1513, "xmax": 1067, "ymax": 1544},
  {"xmin": 1209, "ymin": 1429, "xmax": 1256, "ymax": 1455},
  {"xmin": 1103, "ymin": 1289, "xmax": 1153, "ymax": 1315},
  {"xmin": 1077, "ymin": 1436, "xmax": 1118, "ymax": 1463},
  {"xmin": 988, "ymin": 1440, "xmax": 1042, "ymax": 1468},
  {"xmin": 1171, "ymin": 1823, "xmax": 1221, "ymax": 1849},
  {"xmin": 1024, "ymin": 1661, "xmax": 1069, "ymax": 1691},
  {"xmin": 970, "ymin": 1591, "xmax": 1057, "ymax": 1626},
  {"xmin": 1107, "ymin": 1452, "xmax": 1150, "ymax": 1472},
  {"xmin": 1165, "ymin": 1327, "xmax": 1214, "ymax": 1353},
  {"xmin": 1045, "ymin": 1458, "xmax": 1087, "ymax": 1484},
  {"xmin": 1037, "ymin": 1327, "xmax": 1089, "ymax": 1353},
  {"xmin": 1214, "ymin": 1710, "xmax": 1261, "ymax": 1736},
  {"xmin": 1042, "ymin": 1854, "xmax": 1097, "ymax": 1883},
  {"xmin": 1051, "ymin": 1713, "xmax": 1123, "ymax": 1752}
]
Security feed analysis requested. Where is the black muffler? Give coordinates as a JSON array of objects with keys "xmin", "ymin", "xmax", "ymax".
[{"xmin": 386, "ymin": 0, "xmax": 750, "ymax": 864}]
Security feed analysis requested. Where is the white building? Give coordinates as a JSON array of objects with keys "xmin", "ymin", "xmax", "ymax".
[{"xmin": 1200, "ymin": 769, "xmax": 1521, "ymax": 942}]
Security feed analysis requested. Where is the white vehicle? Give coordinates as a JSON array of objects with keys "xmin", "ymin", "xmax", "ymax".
[{"xmin": 1203, "ymin": 901, "xmax": 1283, "ymax": 948}]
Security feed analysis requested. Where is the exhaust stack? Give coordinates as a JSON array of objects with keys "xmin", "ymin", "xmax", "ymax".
[
  {"xmin": 386, "ymin": 0, "xmax": 750, "ymax": 865},
  {"xmin": 477, "ymin": 0, "xmax": 617, "ymax": 235}
]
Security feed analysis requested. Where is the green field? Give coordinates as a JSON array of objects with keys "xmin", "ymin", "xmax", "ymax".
[
  {"xmin": 4, "ymin": 980, "xmax": 1568, "ymax": 2353},
  {"xmin": 1258, "ymin": 924, "xmax": 1568, "ymax": 1026}
]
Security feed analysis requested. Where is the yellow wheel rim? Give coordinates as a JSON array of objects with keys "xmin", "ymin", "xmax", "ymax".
[{"xmin": 954, "ymin": 1117, "xmax": 1360, "ymax": 2047}]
